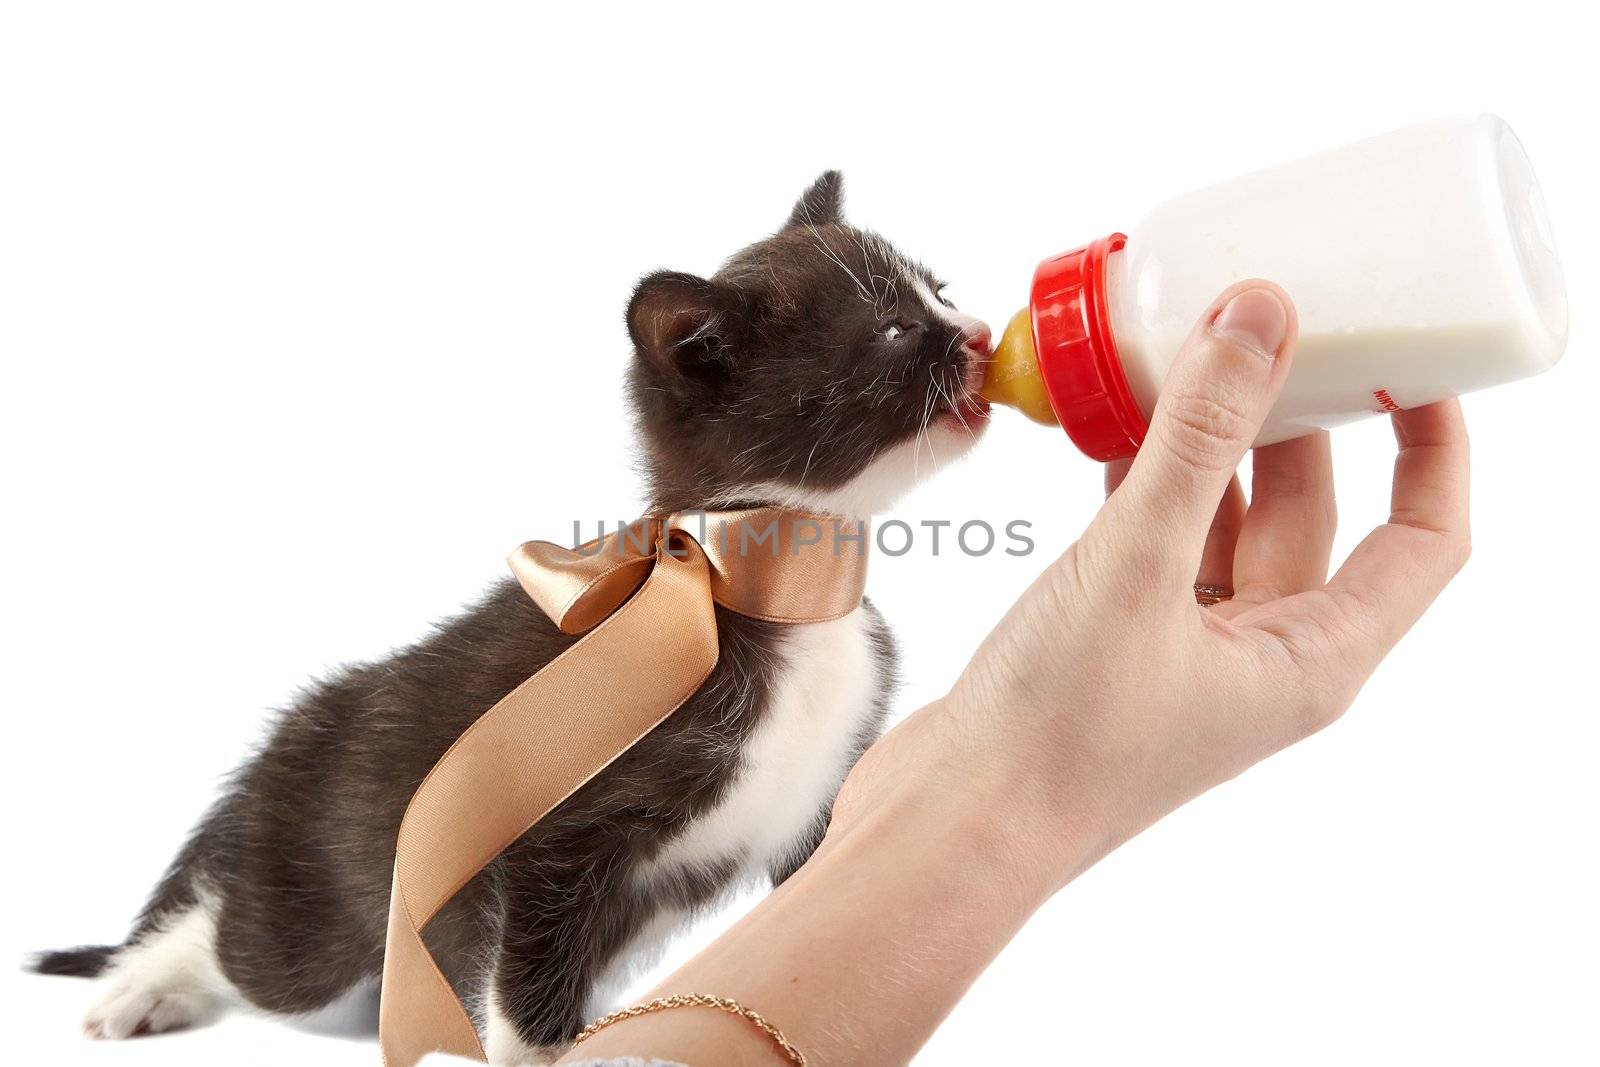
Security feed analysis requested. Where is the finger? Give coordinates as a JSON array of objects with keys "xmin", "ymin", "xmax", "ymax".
[
  {"xmin": 1109, "ymin": 282, "xmax": 1298, "ymax": 586},
  {"xmin": 1224, "ymin": 431, "xmax": 1337, "ymax": 609},
  {"xmin": 1265, "ymin": 400, "xmax": 1470, "ymax": 674},
  {"xmin": 1197, "ymin": 476, "xmax": 1246, "ymax": 592},
  {"xmin": 1127, "ymin": 461, "xmax": 1246, "ymax": 593},
  {"xmin": 1105, "ymin": 460, "xmax": 1248, "ymax": 594}
]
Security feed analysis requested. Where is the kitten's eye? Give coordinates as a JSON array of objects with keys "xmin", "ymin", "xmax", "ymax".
[
  {"xmin": 934, "ymin": 284, "xmax": 956, "ymax": 309},
  {"xmin": 877, "ymin": 321, "xmax": 907, "ymax": 341}
]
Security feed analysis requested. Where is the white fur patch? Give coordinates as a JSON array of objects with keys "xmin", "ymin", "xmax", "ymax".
[
  {"xmin": 488, "ymin": 603, "xmax": 887, "ymax": 1041},
  {"xmin": 565, "ymin": 605, "xmax": 880, "ymax": 1019},
  {"xmin": 83, "ymin": 891, "xmax": 237, "ymax": 1040},
  {"xmin": 635, "ymin": 604, "xmax": 878, "ymax": 889}
]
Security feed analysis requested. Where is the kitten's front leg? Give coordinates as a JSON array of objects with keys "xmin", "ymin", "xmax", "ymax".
[{"xmin": 482, "ymin": 847, "xmax": 638, "ymax": 1066}]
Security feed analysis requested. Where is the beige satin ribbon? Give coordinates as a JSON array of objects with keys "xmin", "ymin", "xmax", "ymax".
[{"xmin": 378, "ymin": 509, "xmax": 869, "ymax": 1067}]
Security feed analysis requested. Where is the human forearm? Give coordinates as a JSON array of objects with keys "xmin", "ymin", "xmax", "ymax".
[{"xmin": 555, "ymin": 702, "xmax": 1078, "ymax": 1065}]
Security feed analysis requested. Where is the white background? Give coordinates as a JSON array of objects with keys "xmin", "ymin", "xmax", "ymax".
[{"xmin": 3, "ymin": 3, "xmax": 1596, "ymax": 1064}]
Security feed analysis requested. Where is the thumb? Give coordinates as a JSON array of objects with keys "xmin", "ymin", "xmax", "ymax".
[{"xmin": 1112, "ymin": 282, "xmax": 1297, "ymax": 582}]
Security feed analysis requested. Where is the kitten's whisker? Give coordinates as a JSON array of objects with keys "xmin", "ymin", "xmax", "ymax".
[
  {"xmin": 931, "ymin": 364, "xmax": 974, "ymax": 440},
  {"xmin": 913, "ymin": 366, "xmax": 941, "ymax": 479}
]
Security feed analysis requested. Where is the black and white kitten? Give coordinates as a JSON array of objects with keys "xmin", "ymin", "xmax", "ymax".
[{"xmin": 33, "ymin": 172, "xmax": 992, "ymax": 1064}]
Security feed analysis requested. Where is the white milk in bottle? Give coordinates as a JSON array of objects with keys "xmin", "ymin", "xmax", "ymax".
[{"xmin": 981, "ymin": 115, "xmax": 1569, "ymax": 459}]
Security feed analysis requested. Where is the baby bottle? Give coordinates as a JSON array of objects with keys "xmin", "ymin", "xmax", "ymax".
[{"xmin": 981, "ymin": 114, "xmax": 1569, "ymax": 459}]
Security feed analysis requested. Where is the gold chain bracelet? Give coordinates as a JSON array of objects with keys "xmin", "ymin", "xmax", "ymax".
[{"xmin": 573, "ymin": 992, "xmax": 806, "ymax": 1066}]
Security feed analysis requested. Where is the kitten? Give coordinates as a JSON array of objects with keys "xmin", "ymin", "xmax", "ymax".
[{"xmin": 31, "ymin": 172, "xmax": 992, "ymax": 1065}]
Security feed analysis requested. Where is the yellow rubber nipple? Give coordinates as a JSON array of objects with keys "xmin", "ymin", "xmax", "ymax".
[{"xmin": 980, "ymin": 308, "xmax": 1059, "ymax": 426}]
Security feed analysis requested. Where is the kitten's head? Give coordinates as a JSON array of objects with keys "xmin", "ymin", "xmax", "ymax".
[{"xmin": 626, "ymin": 171, "xmax": 991, "ymax": 518}]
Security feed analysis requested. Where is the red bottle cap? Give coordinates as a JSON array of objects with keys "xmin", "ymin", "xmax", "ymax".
[{"xmin": 1029, "ymin": 232, "xmax": 1147, "ymax": 461}]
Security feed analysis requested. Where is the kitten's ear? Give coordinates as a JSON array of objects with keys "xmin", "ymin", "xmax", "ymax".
[
  {"xmin": 784, "ymin": 170, "xmax": 844, "ymax": 230},
  {"xmin": 627, "ymin": 270, "xmax": 748, "ymax": 385}
]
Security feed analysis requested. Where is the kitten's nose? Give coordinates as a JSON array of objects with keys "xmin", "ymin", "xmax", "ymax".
[{"xmin": 961, "ymin": 324, "xmax": 993, "ymax": 356}]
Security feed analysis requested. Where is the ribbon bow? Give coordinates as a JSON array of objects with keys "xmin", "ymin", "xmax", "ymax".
[{"xmin": 379, "ymin": 509, "xmax": 869, "ymax": 1066}]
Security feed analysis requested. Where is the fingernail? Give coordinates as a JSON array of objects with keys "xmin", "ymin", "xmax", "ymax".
[{"xmin": 1210, "ymin": 288, "xmax": 1288, "ymax": 362}]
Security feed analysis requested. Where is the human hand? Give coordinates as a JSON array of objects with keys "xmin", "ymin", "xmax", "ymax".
[{"xmin": 833, "ymin": 281, "xmax": 1471, "ymax": 894}]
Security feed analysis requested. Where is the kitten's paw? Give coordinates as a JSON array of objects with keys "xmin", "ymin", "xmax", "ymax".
[
  {"xmin": 84, "ymin": 984, "xmax": 219, "ymax": 1040},
  {"xmin": 81, "ymin": 898, "xmax": 231, "ymax": 1040}
]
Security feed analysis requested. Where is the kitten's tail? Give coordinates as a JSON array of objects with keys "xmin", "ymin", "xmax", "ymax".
[{"xmin": 26, "ymin": 944, "xmax": 119, "ymax": 978}]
